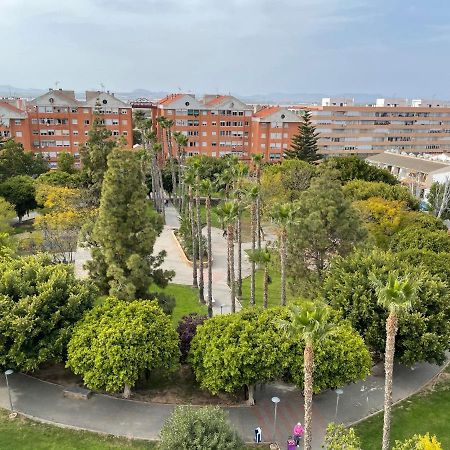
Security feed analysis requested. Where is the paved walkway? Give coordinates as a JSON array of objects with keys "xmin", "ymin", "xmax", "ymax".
[
  {"xmin": 0, "ymin": 358, "xmax": 445, "ymax": 449},
  {"xmin": 154, "ymin": 203, "xmax": 253, "ymax": 315}
]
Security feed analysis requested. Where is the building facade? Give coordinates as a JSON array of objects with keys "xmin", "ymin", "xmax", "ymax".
[
  {"xmin": 156, "ymin": 94, "xmax": 253, "ymax": 158},
  {"xmin": 302, "ymin": 97, "xmax": 450, "ymax": 157},
  {"xmin": 1, "ymin": 89, "xmax": 133, "ymax": 168}
]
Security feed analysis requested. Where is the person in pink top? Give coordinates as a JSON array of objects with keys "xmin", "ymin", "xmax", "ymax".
[{"xmin": 293, "ymin": 422, "xmax": 304, "ymax": 446}]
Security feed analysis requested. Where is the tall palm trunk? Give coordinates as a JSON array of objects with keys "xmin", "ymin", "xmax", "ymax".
[
  {"xmin": 303, "ymin": 343, "xmax": 314, "ymax": 450},
  {"xmin": 263, "ymin": 263, "xmax": 268, "ymax": 309},
  {"xmin": 196, "ymin": 184, "xmax": 205, "ymax": 303},
  {"xmin": 189, "ymin": 186, "xmax": 198, "ymax": 288},
  {"xmin": 228, "ymin": 223, "xmax": 236, "ymax": 313},
  {"xmin": 280, "ymin": 228, "xmax": 287, "ymax": 306},
  {"xmin": 237, "ymin": 213, "xmax": 242, "ymax": 299},
  {"xmin": 250, "ymin": 201, "xmax": 256, "ymax": 306},
  {"xmin": 256, "ymin": 196, "xmax": 261, "ymax": 250},
  {"xmin": 166, "ymin": 129, "xmax": 178, "ymax": 207},
  {"xmin": 382, "ymin": 313, "xmax": 398, "ymax": 450},
  {"xmin": 206, "ymin": 194, "xmax": 213, "ymax": 317}
]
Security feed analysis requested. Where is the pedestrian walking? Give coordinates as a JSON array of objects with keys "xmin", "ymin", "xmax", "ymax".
[{"xmin": 293, "ymin": 422, "xmax": 304, "ymax": 447}]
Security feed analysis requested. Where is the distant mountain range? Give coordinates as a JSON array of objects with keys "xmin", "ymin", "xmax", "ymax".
[{"xmin": 0, "ymin": 84, "xmax": 386, "ymax": 105}]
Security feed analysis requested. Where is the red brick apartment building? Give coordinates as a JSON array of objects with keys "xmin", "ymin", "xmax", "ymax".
[
  {"xmin": 0, "ymin": 89, "xmax": 133, "ymax": 168},
  {"xmin": 156, "ymin": 94, "xmax": 253, "ymax": 158}
]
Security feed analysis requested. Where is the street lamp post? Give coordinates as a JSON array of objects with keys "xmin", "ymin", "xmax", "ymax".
[
  {"xmin": 4, "ymin": 370, "xmax": 14, "ymax": 413},
  {"xmin": 271, "ymin": 396, "xmax": 280, "ymax": 443},
  {"xmin": 334, "ymin": 388, "xmax": 344, "ymax": 421},
  {"xmin": 220, "ymin": 304, "xmax": 226, "ymax": 315}
]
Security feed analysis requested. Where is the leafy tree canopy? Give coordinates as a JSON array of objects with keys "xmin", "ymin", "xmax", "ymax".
[
  {"xmin": 323, "ymin": 249, "xmax": 450, "ymax": 365},
  {"xmin": 57, "ymin": 152, "xmax": 77, "ymax": 174},
  {"xmin": 159, "ymin": 406, "xmax": 244, "ymax": 450},
  {"xmin": 0, "ymin": 175, "xmax": 36, "ymax": 221},
  {"xmin": 323, "ymin": 423, "xmax": 361, "ymax": 450},
  {"xmin": 190, "ymin": 307, "xmax": 370, "ymax": 394},
  {"xmin": 286, "ymin": 170, "xmax": 366, "ymax": 295},
  {"xmin": 391, "ymin": 226, "xmax": 450, "ymax": 253},
  {"xmin": 66, "ymin": 298, "xmax": 179, "ymax": 393},
  {"xmin": 343, "ymin": 179, "xmax": 419, "ymax": 210},
  {"xmin": 37, "ymin": 170, "xmax": 82, "ymax": 188},
  {"xmin": 325, "ymin": 156, "xmax": 398, "ymax": 185},
  {"xmin": 392, "ymin": 433, "xmax": 443, "ymax": 450},
  {"xmin": 260, "ymin": 158, "xmax": 316, "ymax": 204},
  {"xmin": 0, "ymin": 139, "xmax": 48, "ymax": 182},
  {"xmin": 0, "ymin": 254, "xmax": 96, "ymax": 371}
]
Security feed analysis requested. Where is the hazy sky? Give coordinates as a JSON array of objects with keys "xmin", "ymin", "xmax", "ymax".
[{"xmin": 1, "ymin": 0, "xmax": 449, "ymax": 96}]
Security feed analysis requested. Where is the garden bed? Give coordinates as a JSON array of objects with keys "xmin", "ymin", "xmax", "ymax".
[
  {"xmin": 32, "ymin": 363, "xmax": 244, "ymax": 406},
  {"xmin": 172, "ymin": 230, "xmax": 211, "ymax": 268}
]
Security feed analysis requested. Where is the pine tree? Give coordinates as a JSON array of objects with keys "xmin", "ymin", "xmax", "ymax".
[
  {"xmin": 285, "ymin": 111, "xmax": 320, "ymax": 162},
  {"xmin": 80, "ymin": 110, "xmax": 117, "ymax": 206},
  {"xmin": 87, "ymin": 149, "xmax": 172, "ymax": 299}
]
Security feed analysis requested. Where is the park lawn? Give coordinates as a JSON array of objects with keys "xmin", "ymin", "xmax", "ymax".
[
  {"xmin": 0, "ymin": 409, "xmax": 155, "ymax": 450},
  {"xmin": 241, "ymin": 266, "xmax": 295, "ymax": 308},
  {"xmin": 149, "ymin": 283, "xmax": 207, "ymax": 325},
  {"xmin": 10, "ymin": 221, "xmax": 35, "ymax": 235},
  {"xmin": 355, "ymin": 370, "xmax": 450, "ymax": 449}
]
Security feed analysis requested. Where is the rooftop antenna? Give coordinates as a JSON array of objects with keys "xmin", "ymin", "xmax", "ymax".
[
  {"xmin": 54, "ymin": 81, "xmax": 60, "ymax": 89},
  {"xmin": 100, "ymin": 83, "xmax": 105, "ymax": 92}
]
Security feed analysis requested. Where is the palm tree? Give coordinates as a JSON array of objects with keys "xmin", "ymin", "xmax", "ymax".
[
  {"xmin": 192, "ymin": 159, "xmax": 205, "ymax": 304},
  {"xmin": 216, "ymin": 200, "xmax": 239, "ymax": 312},
  {"xmin": 248, "ymin": 248, "xmax": 271, "ymax": 308},
  {"xmin": 370, "ymin": 272, "xmax": 419, "ymax": 450},
  {"xmin": 279, "ymin": 302, "xmax": 334, "ymax": 450},
  {"xmin": 173, "ymin": 132, "xmax": 188, "ymax": 214},
  {"xmin": 251, "ymin": 153, "xmax": 264, "ymax": 250},
  {"xmin": 164, "ymin": 118, "xmax": 178, "ymax": 208},
  {"xmin": 246, "ymin": 184, "xmax": 260, "ymax": 306},
  {"xmin": 201, "ymin": 179, "xmax": 215, "ymax": 318},
  {"xmin": 270, "ymin": 203, "xmax": 297, "ymax": 306},
  {"xmin": 184, "ymin": 170, "xmax": 198, "ymax": 288}
]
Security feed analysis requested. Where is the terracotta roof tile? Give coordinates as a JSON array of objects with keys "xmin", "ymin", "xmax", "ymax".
[
  {"xmin": 158, "ymin": 93, "xmax": 184, "ymax": 106},
  {"xmin": 253, "ymin": 106, "xmax": 281, "ymax": 118}
]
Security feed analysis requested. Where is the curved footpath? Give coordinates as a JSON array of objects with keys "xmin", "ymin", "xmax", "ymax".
[
  {"xmin": 14, "ymin": 204, "xmax": 446, "ymax": 448},
  {"xmin": 0, "ymin": 360, "xmax": 445, "ymax": 449}
]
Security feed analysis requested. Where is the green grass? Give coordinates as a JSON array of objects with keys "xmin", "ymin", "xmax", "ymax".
[
  {"xmin": 355, "ymin": 371, "xmax": 450, "ymax": 449},
  {"xmin": 149, "ymin": 283, "xmax": 207, "ymax": 325},
  {"xmin": 0, "ymin": 407, "xmax": 265, "ymax": 449},
  {"xmin": 240, "ymin": 265, "xmax": 294, "ymax": 308},
  {"xmin": 0, "ymin": 409, "xmax": 155, "ymax": 449}
]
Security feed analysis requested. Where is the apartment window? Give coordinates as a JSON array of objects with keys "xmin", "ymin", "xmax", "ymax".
[
  {"xmin": 84, "ymin": 120, "xmax": 90, "ymax": 125},
  {"xmin": 261, "ymin": 133, "xmax": 266, "ymax": 138},
  {"xmin": 84, "ymin": 108, "xmax": 90, "ymax": 114},
  {"xmin": 15, "ymin": 131, "xmax": 23, "ymax": 137},
  {"xmin": 31, "ymin": 119, "xmax": 38, "ymax": 124},
  {"xmin": 202, "ymin": 131, "xmax": 207, "ymax": 137},
  {"xmin": 202, "ymin": 121, "xmax": 208, "ymax": 126},
  {"xmin": 14, "ymin": 119, "xmax": 21, "ymax": 125},
  {"xmin": 202, "ymin": 110, "xmax": 208, "ymax": 115},
  {"xmin": 62, "ymin": 130, "xmax": 70, "ymax": 136},
  {"xmin": 123, "ymin": 131, "xmax": 128, "ymax": 136},
  {"xmin": 283, "ymin": 133, "xmax": 288, "ymax": 138},
  {"xmin": 283, "ymin": 123, "xmax": 289, "ymax": 128},
  {"xmin": 202, "ymin": 142, "xmax": 207, "ymax": 147},
  {"xmin": 283, "ymin": 143, "xmax": 288, "ymax": 149},
  {"xmin": 71, "ymin": 108, "xmax": 78, "ymax": 113},
  {"xmin": 245, "ymin": 111, "xmax": 252, "ymax": 117},
  {"xmin": 120, "ymin": 109, "xmax": 128, "ymax": 114},
  {"xmin": 261, "ymin": 144, "xmax": 266, "ymax": 149},
  {"xmin": 74, "ymin": 142, "xmax": 79, "ymax": 146},
  {"xmin": 212, "ymin": 142, "xmax": 217, "ymax": 146},
  {"xmin": 212, "ymin": 121, "xmax": 217, "ymax": 126},
  {"xmin": 166, "ymin": 110, "xmax": 173, "ymax": 115},
  {"xmin": 85, "ymin": 131, "xmax": 89, "ymax": 136},
  {"xmin": 211, "ymin": 152, "xmax": 216, "ymax": 157},
  {"xmin": 270, "ymin": 133, "xmax": 282, "ymax": 139},
  {"xmin": 121, "ymin": 120, "xmax": 128, "ymax": 125},
  {"xmin": 72, "ymin": 119, "xmax": 78, "ymax": 125},
  {"xmin": 32, "ymin": 130, "xmax": 39, "ymax": 135},
  {"xmin": 113, "ymin": 130, "xmax": 119, "ymax": 136},
  {"xmin": 212, "ymin": 131, "xmax": 217, "ymax": 136},
  {"xmin": 189, "ymin": 141, "xmax": 199, "ymax": 147},
  {"xmin": 188, "ymin": 131, "xmax": 199, "ymax": 136}
]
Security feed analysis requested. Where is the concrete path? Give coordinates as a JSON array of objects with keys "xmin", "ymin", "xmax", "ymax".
[{"xmin": 0, "ymin": 358, "xmax": 445, "ymax": 449}]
